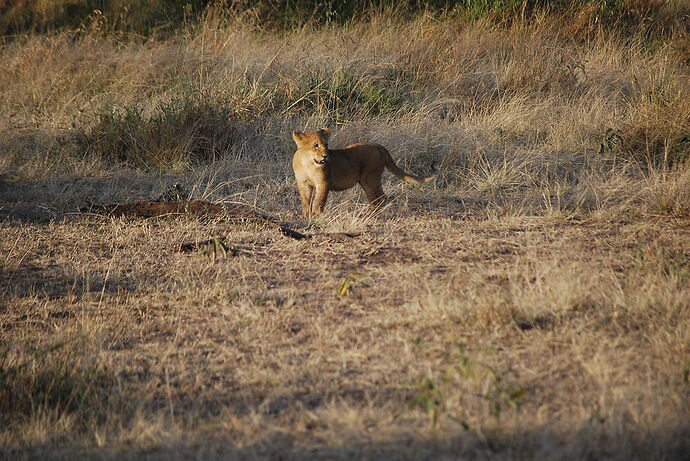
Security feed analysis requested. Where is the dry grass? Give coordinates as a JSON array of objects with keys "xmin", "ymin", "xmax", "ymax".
[{"xmin": 1, "ymin": 3, "xmax": 690, "ymax": 459}]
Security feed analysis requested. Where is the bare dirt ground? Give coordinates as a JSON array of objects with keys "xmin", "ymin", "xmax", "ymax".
[{"xmin": 2, "ymin": 173, "xmax": 689, "ymax": 460}]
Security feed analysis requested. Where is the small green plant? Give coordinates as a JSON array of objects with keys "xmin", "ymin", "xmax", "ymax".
[
  {"xmin": 199, "ymin": 237, "xmax": 232, "ymax": 260},
  {"xmin": 410, "ymin": 377, "xmax": 445, "ymax": 428},
  {"xmin": 409, "ymin": 345, "xmax": 527, "ymax": 428},
  {"xmin": 336, "ymin": 272, "xmax": 368, "ymax": 297}
]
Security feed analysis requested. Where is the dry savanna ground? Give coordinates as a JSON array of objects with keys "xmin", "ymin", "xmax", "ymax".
[{"xmin": 1, "ymin": 2, "xmax": 690, "ymax": 459}]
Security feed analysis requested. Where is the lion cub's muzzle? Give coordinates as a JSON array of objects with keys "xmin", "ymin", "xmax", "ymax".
[{"xmin": 314, "ymin": 155, "xmax": 328, "ymax": 165}]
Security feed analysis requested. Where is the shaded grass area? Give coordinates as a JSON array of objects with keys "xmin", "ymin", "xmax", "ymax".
[{"xmin": 0, "ymin": 339, "xmax": 119, "ymax": 427}]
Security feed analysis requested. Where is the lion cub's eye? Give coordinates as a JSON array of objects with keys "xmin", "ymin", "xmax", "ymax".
[{"xmin": 313, "ymin": 143, "xmax": 320, "ymax": 149}]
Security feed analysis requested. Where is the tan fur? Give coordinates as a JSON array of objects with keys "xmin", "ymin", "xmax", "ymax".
[{"xmin": 291, "ymin": 129, "xmax": 438, "ymax": 217}]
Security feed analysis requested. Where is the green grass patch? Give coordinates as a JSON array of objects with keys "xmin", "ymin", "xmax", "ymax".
[{"xmin": 289, "ymin": 69, "xmax": 409, "ymax": 122}]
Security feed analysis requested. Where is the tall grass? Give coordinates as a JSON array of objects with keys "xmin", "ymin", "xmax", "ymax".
[{"xmin": 0, "ymin": 1, "xmax": 688, "ymax": 217}]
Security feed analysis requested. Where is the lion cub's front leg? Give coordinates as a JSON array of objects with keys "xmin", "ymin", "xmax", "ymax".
[
  {"xmin": 297, "ymin": 182, "xmax": 314, "ymax": 218},
  {"xmin": 311, "ymin": 185, "xmax": 329, "ymax": 217}
]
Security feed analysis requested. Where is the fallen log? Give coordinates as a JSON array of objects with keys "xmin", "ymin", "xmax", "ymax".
[{"xmin": 80, "ymin": 200, "xmax": 310, "ymax": 240}]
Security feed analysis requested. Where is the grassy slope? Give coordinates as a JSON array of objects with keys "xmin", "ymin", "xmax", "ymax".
[{"xmin": 1, "ymin": 3, "xmax": 689, "ymax": 459}]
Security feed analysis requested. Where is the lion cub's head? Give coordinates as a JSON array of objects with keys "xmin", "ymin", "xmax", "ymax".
[{"xmin": 292, "ymin": 128, "xmax": 332, "ymax": 167}]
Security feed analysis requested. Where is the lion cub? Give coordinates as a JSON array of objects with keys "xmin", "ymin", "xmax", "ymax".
[{"xmin": 291, "ymin": 128, "xmax": 437, "ymax": 217}]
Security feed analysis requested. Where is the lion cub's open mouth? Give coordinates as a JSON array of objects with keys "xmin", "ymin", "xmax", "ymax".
[{"xmin": 314, "ymin": 157, "xmax": 327, "ymax": 165}]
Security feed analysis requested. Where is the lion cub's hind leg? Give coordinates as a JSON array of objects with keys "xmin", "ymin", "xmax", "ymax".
[{"xmin": 360, "ymin": 175, "xmax": 387, "ymax": 212}]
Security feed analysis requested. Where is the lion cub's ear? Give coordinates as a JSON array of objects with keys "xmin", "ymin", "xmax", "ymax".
[{"xmin": 292, "ymin": 131, "xmax": 307, "ymax": 147}]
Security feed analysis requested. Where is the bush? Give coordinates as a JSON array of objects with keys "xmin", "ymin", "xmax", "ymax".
[{"xmin": 73, "ymin": 99, "xmax": 238, "ymax": 170}]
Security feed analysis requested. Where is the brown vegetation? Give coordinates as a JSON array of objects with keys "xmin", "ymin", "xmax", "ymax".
[{"xmin": 1, "ymin": 2, "xmax": 689, "ymax": 459}]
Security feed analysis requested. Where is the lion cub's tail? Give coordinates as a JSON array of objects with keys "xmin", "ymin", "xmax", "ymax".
[{"xmin": 382, "ymin": 147, "xmax": 438, "ymax": 185}]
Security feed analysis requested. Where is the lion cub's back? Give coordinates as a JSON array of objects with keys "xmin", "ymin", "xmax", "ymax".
[{"xmin": 338, "ymin": 142, "xmax": 387, "ymax": 166}]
